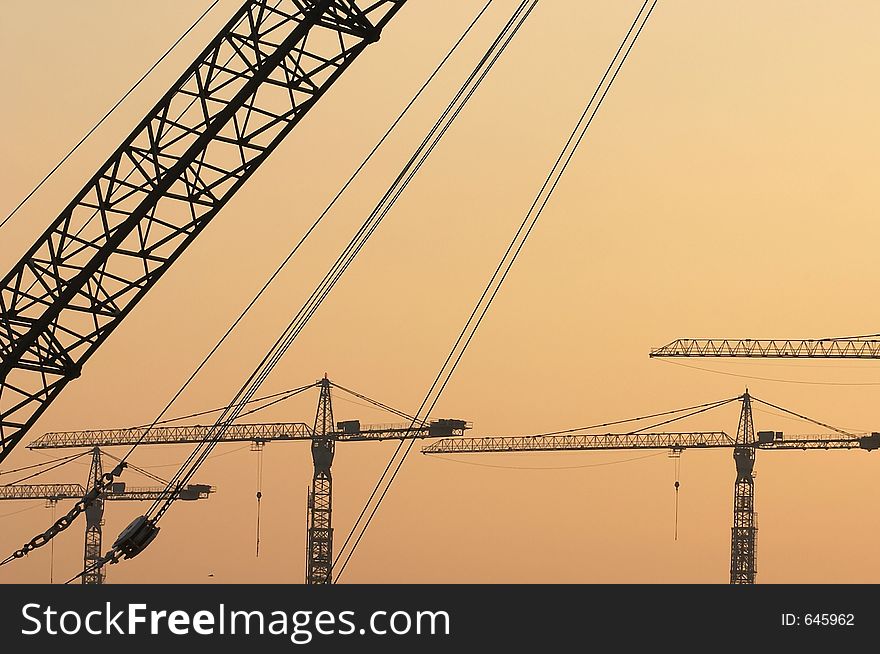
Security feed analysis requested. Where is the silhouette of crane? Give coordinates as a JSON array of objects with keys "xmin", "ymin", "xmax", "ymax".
[
  {"xmin": 422, "ymin": 391, "xmax": 879, "ymax": 583},
  {"xmin": 28, "ymin": 377, "xmax": 469, "ymax": 584},
  {"xmin": 0, "ymin": 446, "xmax": 213, "ymax": 583},
  {"xmin": 0, "ymin": 1, "xmax": 409, "ymax": 464}
]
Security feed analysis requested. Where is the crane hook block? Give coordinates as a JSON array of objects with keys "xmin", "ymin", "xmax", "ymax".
[{"xmin": 113, "ymin": 515, "xmax": 160, "ymax": 560}]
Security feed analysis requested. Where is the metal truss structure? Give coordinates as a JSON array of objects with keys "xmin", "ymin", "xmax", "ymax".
[
  {"xmin": 30, "ymin": 419, "xmax": 469, "ymax": 449},
  {"xmin": 31, "ymin": 423, "xmax": 314, "ymax": 449},
  {"xmin": 650, "ymin": 338, "xmax": 880, "ymax": 359},
  {"xmin": 729, "ymin": 392, "xmax": 757, "ymax": 584},
  {"xmin": 306, "ymin": 377, "xmax": 334, "ymax": 584},
  {"xmin": 0, "ymin": 447, "xmax": 212, "ymax": 583},
  {"xmin": 0, "ymin": 0, "xmax": 409, "ymax": 464},
  {"xmin": 0, "ymin": 481, "xmax": 213, "ymax": 503},
  {"xmin": 423, "ymin": 431, "xmax": 734, "ymax": 453},
  {"xmin": 28, "ymin": 377, "xmax": 469, "ymax": 583},
  {"xmin": 0, "ymin": 484, "xmax": 85, "ymax": 501},
  {"xmin": 422, "ymin": 393, "xmax": 878, "ymax": 584},
  {"xmin": 83, "ymin": 448, "xmax": 105, "ymax": 584},
  {"xmin": 424, "ymin": 430, "xmax": 879, "ymax": 454}
]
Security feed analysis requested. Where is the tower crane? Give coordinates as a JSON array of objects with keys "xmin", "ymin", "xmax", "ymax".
[
  {"xmin": 28, "ymin": 376, "xmax": 469, "ymax": 584},
  {"xmin": 647, "ymin": 335, "xmax": 880, "ymax": 580},
  {"xmin": 650, "ymin": 336, "xmax": 880, "ymax": 359},
  {"xmin": 0, "ymin": 446, "xmax": 213, "ymax": 584},
  {"xmin": 422, "ymin": 391, "xmax": 879, "ymax": 584},
  {"xmin": 0, "ymin": 0, "xmax": 409, "ymax": 464}
]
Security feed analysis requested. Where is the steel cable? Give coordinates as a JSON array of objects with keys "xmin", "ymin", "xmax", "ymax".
[
  {"xmin": 750, "ymin": 395, "xmax": 856, "ymax": 437},
  {"xmin": 0, "ymin": 1, "xmax": 222, "ymax": 231},
  {"xmin": 654, "ymin": 358, "xmax": 880, "ymax": 386},
  {"xmin": 3, "ymin": 4, "xmax": 499, "ymax": 572},
  {"xmin": 0, "ymin": 452, "xmax": 87, "ymax": 479},
  {"xmin": 517, "ymin": 396, "xmax": 743, "ymax": 440},
  {"xmin": 332, "ymin": 0, "xmax": 660, "ymax": 583},
  {"xmin": 112, "ymin": 0, "xmax": 497, "ymax": 469},
  {"xmin": 329, "ymin": 382, "xmax": 423, "ymax": 423},
  {"xmin": 138, "ymin": 0, "xmax": 534, "ymax": 527},
  {"xmin": 2, "ymin": 450, "xmax": 91, "ymax": 487}
]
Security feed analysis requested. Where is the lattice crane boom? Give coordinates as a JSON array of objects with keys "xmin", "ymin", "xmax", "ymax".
[
  {"xmin": 0, "ymin": 484, "xmax": 86, "ymax": 501},
  {"xmin": 30, "ymin": 419, "xmax": 470, "ymax": 449},
  {"xmin": 0, "ymin": 483, "xmax": 213, "ymax": 502},
  {"xmin": 0, "ymin": 0, "xmax": 409, "ymax": 463},
  {"xmin": 424, "ymin": 431, "xmax": 732, "ymax": 453},
  {"xmin": 650, "ymin": 338, "xmax": 880, "ymax": 359},
  {"xmin": 423, "ymin": 431, "xmax": 879, "ymax": 454}
]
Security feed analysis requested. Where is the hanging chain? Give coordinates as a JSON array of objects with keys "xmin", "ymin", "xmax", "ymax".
[{"xmin": 1, "ymin": 462, "xmax": 126, "ymax": 565}]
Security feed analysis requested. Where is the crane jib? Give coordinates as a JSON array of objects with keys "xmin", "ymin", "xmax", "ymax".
[{"xmin": 0, "ymin": 1, "xmax": 409, "ymax": 463}]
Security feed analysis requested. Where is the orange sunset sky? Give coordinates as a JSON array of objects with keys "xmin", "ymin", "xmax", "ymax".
[{"xmin": 2, "ymin": 1, "xmax": 880, "ymax": 584}]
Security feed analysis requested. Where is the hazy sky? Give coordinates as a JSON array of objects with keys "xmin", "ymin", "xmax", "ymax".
[{"xmin": 2, "ymin": 1, "xmax": 880, "ymax": 584}]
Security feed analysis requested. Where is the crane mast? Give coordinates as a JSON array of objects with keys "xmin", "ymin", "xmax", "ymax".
[
  {"xmin": 83, "ymin": 447, "xmax": 105, "ymax": 585},
  {"xmin": 0, "ymin": 0, "xmax": 409, "ymax": 464},
  {"xmin": 307, "ymin": 377, "xmax": 334, "ymax": 584},
  {"xmin": 730, "ymin": 391, "xmax": 756, "ymax": 584}
]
